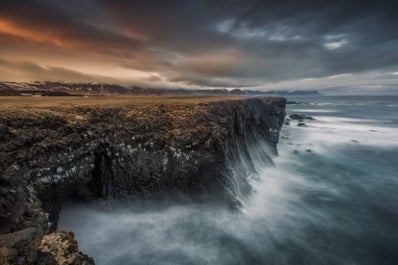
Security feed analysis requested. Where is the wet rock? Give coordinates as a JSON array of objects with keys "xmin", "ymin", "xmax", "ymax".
[
  {"xmin": 289, "ymin": 114, "xmax": 314, "ymax": 120},
  {"xmin": 297, "ymin": 122, "xmax": 307, "ymax": 127},
  {"xmin": 37, "ymin": 231, "xmax": 95, "ymax": 265}
]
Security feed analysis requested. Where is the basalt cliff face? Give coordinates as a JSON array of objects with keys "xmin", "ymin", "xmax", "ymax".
[{"xmin": 0, "ymin": 96, "xmax": 285, "ymax": 264}]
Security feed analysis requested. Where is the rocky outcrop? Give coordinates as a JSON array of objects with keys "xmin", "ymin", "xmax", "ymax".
[
  {"xmin": 37, "ymin": 231, "xmax": 94, "ymax": 265},
  {"xmin": 289, "ymin": 113, "xmax": 314, "ymax": 120},
  {"xmin": 0, "ymin": 96, "xmax": 285, "ymax": 264}
]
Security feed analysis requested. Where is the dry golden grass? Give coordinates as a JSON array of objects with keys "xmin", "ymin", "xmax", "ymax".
[
  {"xmin": 0, "ymin": 95, "xmax": 246, "ymax": 109},
  {"xmin": 0, "ymin": 96, "xmax": 247, "ymax": 125}
]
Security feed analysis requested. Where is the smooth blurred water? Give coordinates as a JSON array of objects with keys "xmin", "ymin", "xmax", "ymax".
[{"xmin": 59, "ymin": 95, "xmax": 398, "ymax": 265}]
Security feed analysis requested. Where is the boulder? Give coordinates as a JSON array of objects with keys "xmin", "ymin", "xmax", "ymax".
[{"xmin": 289, "ymin": 114, "xmax": 314, "ymax": 120}]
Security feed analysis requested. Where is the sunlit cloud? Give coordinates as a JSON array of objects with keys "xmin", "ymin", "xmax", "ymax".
[
  {"xmin": 0, "ymin": 19, "xmax": 68, "ymax": 47},
  {"xmin": 328, "ymin": 74, "xmax": 352, "ymax": 79}
]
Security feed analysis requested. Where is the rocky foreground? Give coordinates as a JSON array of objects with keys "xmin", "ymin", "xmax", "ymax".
[{"xmin": 0, "ymin": 96, "xmax": 285, "ymax": 264}]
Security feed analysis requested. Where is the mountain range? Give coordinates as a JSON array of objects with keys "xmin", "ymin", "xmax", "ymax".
[{"xmin": 0, "ymin": 81, "xmax": 321, "ymax": 96}]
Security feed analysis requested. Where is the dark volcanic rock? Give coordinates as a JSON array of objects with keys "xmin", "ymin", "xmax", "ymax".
[
  {"xmin": 289, "ymin": 113, "xmax": 314, "ymax": 120},
  {"xmin": 0, "ymin": 96, "xmax": 286, "ymax": 264}
]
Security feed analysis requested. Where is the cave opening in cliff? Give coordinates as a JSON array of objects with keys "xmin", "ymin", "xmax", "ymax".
[
  {"xmin": 89, "ymin": 153, "xmax": 105, "ymax": 198},
  {"xmin": 87, "ymin": 145, "xmax": 115, "ymax": 199}
]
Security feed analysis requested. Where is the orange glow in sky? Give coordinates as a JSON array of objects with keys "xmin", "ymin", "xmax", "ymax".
[{"xmin": 0, "ymin": 19, "xmax": 68, "ymax": 47}]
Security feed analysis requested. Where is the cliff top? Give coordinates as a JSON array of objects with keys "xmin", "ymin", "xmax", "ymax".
[
  {"xmin": 0, "ymin": 95, "xmax": 282, "ymax": 123},
  {"xmin": 0, "ymin": 95, "xmax": 235, "ymax": 120},
  {"xmin": 0, "ymin": 95, "xmax": 247, "ymax": 108},
  {"xmin": 0, "ymin": 95, "xmax": 285, "ymax": 149}
]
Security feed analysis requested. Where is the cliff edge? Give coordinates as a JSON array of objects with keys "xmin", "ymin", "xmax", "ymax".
[{"xmin": 0, "ymin": 96, "xmax": 285, "ymax": 264}]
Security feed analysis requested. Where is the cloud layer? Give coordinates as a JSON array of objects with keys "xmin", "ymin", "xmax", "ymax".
[{"xmin": 1, "ymin": 0, "xmax": 398, "ymax": 93}]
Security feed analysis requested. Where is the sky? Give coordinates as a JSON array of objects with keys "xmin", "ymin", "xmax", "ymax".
[{"xmin": 1, "ymin": 0, "xmax": 398, "ymax": 94}]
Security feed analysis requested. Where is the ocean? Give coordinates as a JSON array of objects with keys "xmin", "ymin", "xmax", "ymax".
[{"xmin": 59, "ymin": 95, "xmax": 398, "ymax": 265}]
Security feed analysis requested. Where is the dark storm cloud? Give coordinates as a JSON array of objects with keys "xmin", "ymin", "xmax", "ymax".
[
  {"xmin": 90, "ymin": 0, "xmax": 398, "ymax": 84},
  {"xmin": 0, "ymin": 0, "xmax": 398, "ymax": 90}
]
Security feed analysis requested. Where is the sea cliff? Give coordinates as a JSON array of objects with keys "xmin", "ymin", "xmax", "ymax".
[{"xmin": 0, "ymin": 96, "xmax": 285, "ymax": 264}]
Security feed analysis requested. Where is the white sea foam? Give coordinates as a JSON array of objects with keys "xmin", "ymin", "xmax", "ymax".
[
  {"xmin": 283, "ymin": 115, "xmax": 398, "ymax": 150},
  {"xmin": 292, "ymin": 109, "xmax": 336, "ymax": 113}
]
